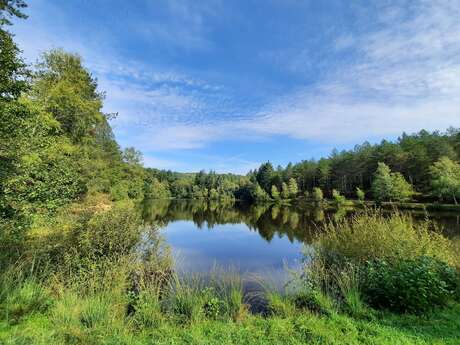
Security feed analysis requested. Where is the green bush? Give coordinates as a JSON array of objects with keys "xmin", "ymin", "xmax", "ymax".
[
  {"xmin": 314, "ymin": 210, "xmax": 457, "ymax": 267},
  {"xmin": 362, "ymin": 256, "xmax": 459, "ymax": 313},
  {"xmin": 356, "ymin": 188, "xmax": 365, "ymax": 202},
  {"xmin": 292, "ymin": 290, "xmax": 333, "ymax": 316},
  {"xmin": 332, "ymin": 189, "xmax": 346, "ymax": 206},
  {"xmin": 312, "ymin": 188, "xmax": 323, "ymax": 203},
  {"xmin": 306, "ymin": 210, "xmax": 460, "ymax": 314}
]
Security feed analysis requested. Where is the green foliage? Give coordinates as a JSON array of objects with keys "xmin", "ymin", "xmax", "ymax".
[
  {"xmin": 288, "ymin": 178, "xmax": 298, "ymax": 198},
  {"xmin": 31, "ymin": 49, "xmax": 104, "ymax": 142},
  {"xmin": 430, "ymin": 157, "xmax": 460, "ymax": 204},
  {"xmin": 0, "ymin": 279, "xmax": 51, "ymax": 324},
  {"xmin": 131, "ymin": 290, "xmax": 164, "ymax": 329},
  {"xmin": 266, "ymin": 292, "xmax": 295, "ymax": 317},
  {"xmin": 307, "ymin": 210, "xmax": 459, "ymax": 315},
  {"xmin": 271, "ymin": 185, "xmax": 280, "ymax": 200},
  {"xmin": 372, "ymin": 162, "xmax": 414, "ymax": 202},
  {"xmin": 0, "ymin": 100, "xmax": 86, "ymax": 216},
  {"xmin": 255, "ymin": 162, "xmax": 274, "ymax": 193},
  {"xmin": 122, "ymin": 147, "xmax": 143, "ymax": 166},
  {"xmin": 332, "ymin": 189, "xmax": 346, "ymax": 205},
  {"xmin": 281, "ymin": 182, "xmax": 290, "ymax": 199},
  {"xmin": 315, "ymin": 210, "xmax": 457, "ymax": 267},
  {"xmin": 356, "ymin": 187, "xmax": 365, "ymax": 201},
  {"xmin": 77, "ymin": 202, "xmax": 141, "ymax": 261},
  {"xmin": 245, "ymin": 128, "xmax": 459, "ymax": 203},
  {"xmin": 251, "ymin": 183, "xmax": 271, "ymax": 201},
  {"xmin": 363, "ymin": 256, "xmax": 460, "ymax": 314},
  {"xmin": 144, "ymin": 177, "xmax": 171, "ymax": 200},
  {"xmin": 292, "ymin": 290, "xmax": 334, "ymax": 316},
  {"xmin": 0, "ymin": 0, "xmax": 28, "ymax": 26},
  {"xmin": 312, "ymin": 187, "xmax": 323, "ymax": 203},
  {"xmin": 0, "ymin": 29, "xmax": 29, "ymax": 100}
]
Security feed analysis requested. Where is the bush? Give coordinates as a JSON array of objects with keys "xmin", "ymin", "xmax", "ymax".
[
  {"xmin": 362, "ymin": 256, "xmax": 460, "ymax": 313},
  {"xmin": 292, "ymin": 290, "xmax": 333, "ymax": 316},
  {"xmin": 312, "ymin": 188, "xmax": 323, "ymax": 203},
  {"xmin": 332, "ymin": 189, "xmax": 346, "ymax": 206},
  {"xmin": 130, "ymin": 291, "xmax": 164, "ymax": 329},
  {"xmin": 356, "ymin": 188, "xmax": 365, "ymax": 202},
  {"xmin": 306, "ymin": 210, "xmax": 459, "ymax": 314},
  {"xmin": 314, "ymin": 210, "xmax": 457, "ymax": 268},
  {"xmin": 81, "ymin": 202, "xmax": 141, "ymax": 260}
]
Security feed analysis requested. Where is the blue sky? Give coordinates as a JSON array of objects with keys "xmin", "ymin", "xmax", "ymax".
[{"xmin": 11, "ymin": 0, "xmax": 460, "ymax": 173}]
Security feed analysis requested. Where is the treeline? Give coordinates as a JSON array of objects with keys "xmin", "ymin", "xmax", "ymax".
[
  {"xmin": 246, "ymin": 129, "xmax": 460, "ymax": 203},
  {"xmin": 145, "ymin": 169, "xmax": 248, "ymax": 201},
  {"xmin": 147, "ymin": 129, "xmax": 460, "ymax": 204}
]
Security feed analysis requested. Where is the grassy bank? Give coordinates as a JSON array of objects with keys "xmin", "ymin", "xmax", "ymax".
[
  {"xmin": 1, "ymin": 300, "xmax": 460, "ymax": 345},
  {"xmin": 1, "ymin": 206, "xmax": 459, "ymax": 344}
]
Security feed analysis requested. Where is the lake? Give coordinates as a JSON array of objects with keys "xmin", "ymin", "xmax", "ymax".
[{"xmin": 142, "ymin": 199, "xmax": 460, "ymax": 282}]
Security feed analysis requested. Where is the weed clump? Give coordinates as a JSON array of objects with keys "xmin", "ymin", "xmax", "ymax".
[{"xmin": 304, "ymin": 209, "xmax": 460, "ymax": 314}]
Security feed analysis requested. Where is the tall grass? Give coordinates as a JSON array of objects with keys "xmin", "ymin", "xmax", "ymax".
[
  {"xmin": 162, "ymin": 267, "xmax": 246, "ymax": 323},
  {"xmin": 315, "ymin": 209, "xmax": 457, "ymax": 267}
]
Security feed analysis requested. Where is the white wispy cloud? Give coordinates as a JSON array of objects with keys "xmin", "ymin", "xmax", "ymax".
[
  {"xmin": 10, "ymin": 0, "xmax": 460, "ymax": 172},
  {"xmin": 246, "ymin": 0, "xmax": 460, "ymax": 143}
]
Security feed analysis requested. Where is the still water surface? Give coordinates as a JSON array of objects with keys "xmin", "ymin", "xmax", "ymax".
[{"xmin": 142, "ymin": 199, "xmax": 460, "ymax": 280}]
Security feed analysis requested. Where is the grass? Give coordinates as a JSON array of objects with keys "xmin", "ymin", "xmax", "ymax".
[{"xmin": 1, "ymin": 299, "xmax": 460, "ymax": 345}]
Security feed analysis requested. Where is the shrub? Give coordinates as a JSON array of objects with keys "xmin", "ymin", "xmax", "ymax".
[
  {"xmin": 314, "ymin": 210, "xmax": 457, "ymax": 268},
  {"xmin": 82, "ymin": 202, "xmax": 141, "ymax": 259},
  {"xmin": 306, "ymin": 210, "xmax": 459, "ymax": 314},
  {"xmin": 356, "ymin": 188, "xmax": 365, "ymax": 202},
  {"xmin": 203, "ymin": 294, "xmax": 226, "ymax": 320},
  {"xmin": 362, "ymin": 256, "xmax": 460, "ymax": 313},
  {"xmin": 372, "ymin": 162, "xmax": 414, "ymax": 202},
  {"xmin": 292, "ymin": 290, "xmax": 333, "ymax": 316},
  {"xmin": 332, "ymin": 189, "xmax": 346, "ymax": 206},
  {"xmin": 312, "ymin": 188, "xmax": 323, "ymax": 203}
]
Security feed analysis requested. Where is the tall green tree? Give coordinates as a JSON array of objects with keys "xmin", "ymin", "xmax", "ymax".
[
  {"xmin": 288, "ymin": 178, "xmax": 298, "ymax": 198},
  {"xmin": 271, "ymin": 185, "xmax": 280, "ymax": 200},
  {"xmin": 281, "ymin": 182, "xmax": 290, "ymax": 199},
  {"xmin": 31, "ymin": 49, "xmax": 104, "ymax": 142},
  {"xmin": 430, "ymin": 157, "xmax": 460, "ymax": 204},
  {"xmin": 372, "ymin": 162, "xmax": 414, "ymax": 202},
  {"xmin": 0, "ymin": 29, "xmax": 28, "ymax": 100},
  {"xmin": 256, "ymin": 162, "xmax": 274, "ymax": 193},
  {"xmin": 122, "ymin": 147, "xmax": 143, "ymax": 166}
]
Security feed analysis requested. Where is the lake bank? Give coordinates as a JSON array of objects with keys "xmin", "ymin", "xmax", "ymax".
[{"xmin": 2, "ymin": 203, "xmax": 459, "ymax": 345}]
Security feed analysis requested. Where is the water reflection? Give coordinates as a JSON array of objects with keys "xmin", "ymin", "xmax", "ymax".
[
  {"xmin": 143, "ymin": 199, "xmax": 460, "ymax": 241},
  {"xmin": 142, "ymin": 199, "xmax": 459, "ymax": 278}
]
